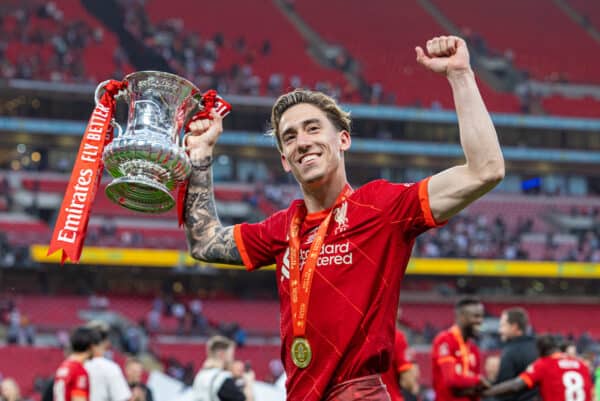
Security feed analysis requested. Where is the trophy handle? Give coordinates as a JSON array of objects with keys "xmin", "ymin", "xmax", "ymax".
[
  {"xmin": 111, "ymin": 119, "xmax": 123, "ymax": 137},
  {"xmin": 95, "ymin": 80, "xmax": 129, "ymax": 138},
  {"xmin": 94, "ymin": 80, "xmax": 131, "ymax": 106}
]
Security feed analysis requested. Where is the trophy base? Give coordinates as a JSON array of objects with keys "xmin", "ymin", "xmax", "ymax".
[{"xmin": 105, "ymin": 175, "xmax": 175, "ymax": 213}]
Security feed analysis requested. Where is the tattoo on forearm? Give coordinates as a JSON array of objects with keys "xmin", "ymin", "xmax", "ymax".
[{"xmin": 184, "ymin": 165, "xmax": 242, "ymax": 264}]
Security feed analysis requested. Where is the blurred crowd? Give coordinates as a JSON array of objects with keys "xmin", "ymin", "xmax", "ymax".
[
  {"xmin": 414, "ymin": 213, "xmax": 600, "ymax": 263},
  {"xmin": 0, "ymin": 0, "xmax": 406, "ymax": 105},
  {"xmin": 0, "ymin": 2, "xmax": 111, "ymax": 83}
]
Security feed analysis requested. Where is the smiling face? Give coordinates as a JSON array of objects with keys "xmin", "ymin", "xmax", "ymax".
[
  {"xmin": 457, "ymin": 303, "xmax": 484, "ymax": 338},
  {"xmin": 278, "ymin": 103, "xmax": 351, "ymax": 188}
]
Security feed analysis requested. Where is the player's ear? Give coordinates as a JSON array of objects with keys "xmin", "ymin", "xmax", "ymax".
[
  {"xmin": 281, "ymin": 153, "xmax": 291, "ymax": 172},
  {"xmin": 339, "ymin": 130, "xmax": 351, "ymax": 151}
]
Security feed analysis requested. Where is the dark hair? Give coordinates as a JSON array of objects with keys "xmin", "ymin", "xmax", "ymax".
[
  {"xmin": 536, "ymin": 334, "xmax": 559, "ymax": 357},
  {"xmin": 85, "ymin": 320, "xmax": 110, "ymax": 342},
  {"xmin": 269, "ymin": 89, "xmax": 351, "ymax": 152},
  {"xmin": 502, "ymin": 307, "xmax": 529, "ymax": 333},
  {"xmin": 70, "ymin": 327, "xmax": 99, "ymax": 352},
  {"xmin": 455, "ymin": 296, "xmax": 482, "ymax": 311}
]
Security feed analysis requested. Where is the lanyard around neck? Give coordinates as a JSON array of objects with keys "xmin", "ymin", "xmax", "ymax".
[
  {"xmin": 288, "ymin": 184, "xmax": 353, "ymax": 338},
  {"xmin": 450, "ymin": 325, "xmax": 471, "ymax": 375}
]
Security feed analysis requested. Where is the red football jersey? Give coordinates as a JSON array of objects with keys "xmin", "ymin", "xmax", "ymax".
[
  {"xmin": 235, "ymin": 179, "xmax": 443, "ymax": 401},
  {"xmin": 381, "ymin": 329, "xmax": 413, "ymax": 401},
  {"xmin": 431, "ymin": 326, "xmax": 482, "ymax": 401},
  {"xmin": 519, "ymin": 353, "xmax": 592, "ymax": 401},
  {"xmin": 54, "ymin": 359, "xmax": 89, "ymax": 401}
]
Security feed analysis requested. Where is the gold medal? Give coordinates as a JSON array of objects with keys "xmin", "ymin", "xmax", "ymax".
[{"xmin": 291, "ymin": 337, "xmax": 312, "ymax": 368}]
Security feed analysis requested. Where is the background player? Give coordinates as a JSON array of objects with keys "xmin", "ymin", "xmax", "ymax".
[
  {"xmin": 54, "ymin": 327, "xmax": 97, "ymax": 401},
  {"xmin": 483, "ymin": 334, "xmax": 592, "ymax": 401},
  {"xmin": 432, "ymin": 297, "xmax": 489, "ymax": 401},
  {"xmin": 382, "ymin": 309, "xmax": 419, "ymax": 401}
]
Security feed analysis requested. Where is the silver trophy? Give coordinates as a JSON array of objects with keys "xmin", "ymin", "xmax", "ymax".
[{"xmin": 95, "ymin": 71, "xmax": 207, "ymax": 213}]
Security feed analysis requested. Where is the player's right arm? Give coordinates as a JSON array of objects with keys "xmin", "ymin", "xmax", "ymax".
[
  {"xmin": 433, "ymin": 338, "xmax": 485, "ymax": 392},
  {"xmin": 482, "ymin": 377, "xmax": 527, "ymax": 397},
  {"xmin": 485, "ymin": 358, "xmax": 542, "ymax": 397},
  {"xmin": 184, "ymin": 111, "xmax": 242, "ymax": 264}
]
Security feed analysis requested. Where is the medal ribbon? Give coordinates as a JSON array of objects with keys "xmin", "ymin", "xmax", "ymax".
[
  {"xmin": 47, "ymin": 80, "xmax": 127, "ymax": 264},
  {"xmin": 450, "ymin": 325, "xmax": 471, "ymax": 375},
  {"xmin": 288, "ymin": 184, "xmax": 353, "ymax": 338}
]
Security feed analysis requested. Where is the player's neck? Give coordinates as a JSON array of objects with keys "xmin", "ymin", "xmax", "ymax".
[
  {"xmin": 203, "ymin": 358, "xmax": 225, "ymax": 370},
  {"xmin": 69, "ymin": 353, "xmax": 90, "ymax": 364},
  {"xmin": 301, "ymin": 174, "xmax": 348, "ymax": 214},
  {"xmin": 456, "ymin": 325, "xmax": 470, "ymax": 341}
]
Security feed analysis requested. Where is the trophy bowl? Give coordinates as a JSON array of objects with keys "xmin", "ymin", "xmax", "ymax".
[{"xmin": 98, "ymin": 71, "xmax": 202, "ymax": 213}]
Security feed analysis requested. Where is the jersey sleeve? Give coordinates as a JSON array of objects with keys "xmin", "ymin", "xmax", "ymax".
[
  {"xmin": 394, "ymin": 331, "xmax": 413, "ymax": 373},
  {"xmin": 108, "ymin": 364, "xmax": 132, "ymax": 401},
  {"xmin": 519, "ymin": 358, "xmax": 545, "ymax": 388},
  {"xmin": 432, "ymin": 335, "xmax": 456, "ymax": 367},
  {"xmin": 368, "ymin": 178, "xmax": 446, "ymax": 239},
  {"xmin": 234, "ymin": 208, "xmax": 290, "ymax": 271}
]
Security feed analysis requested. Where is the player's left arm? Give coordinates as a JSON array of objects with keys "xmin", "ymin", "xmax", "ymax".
[
  {"xmin": 482, "ymin": 377, "xmax": 527, "ymax": 397},
  {"xmin": 416, "ymin": 36, "xmax": 505, "ymax": 223}
]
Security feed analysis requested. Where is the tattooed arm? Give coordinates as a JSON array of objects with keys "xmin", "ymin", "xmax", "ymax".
[{"xmin": 183, "ymin": 111, "xmax": 242, "ymax": 264}]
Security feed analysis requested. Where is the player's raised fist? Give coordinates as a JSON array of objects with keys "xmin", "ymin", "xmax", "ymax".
[
  {"xmin": 184, "ymin": 109, "xmax": 224, "ymax": 159},
  {"xmin": 415, "ymin": 36, "xmax": 471, "ymax": 77}
]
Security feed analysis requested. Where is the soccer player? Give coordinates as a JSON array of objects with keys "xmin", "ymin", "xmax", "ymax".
[
  {"xmin": 84, "ymin": 321, "xmax": 131, "ymax": 401},
  {"xmin": 184, "ymin": 35, "xmax": 504, "ymax": 401},
  {"xmin": 54, "ymin": 327, "xmax": 97, "ymax": 401},
  {"xmin": 431, "ymin": 298, "xmax": 489, "ymax": 401},
  {"xmin": 382, "ymin": 309, "xmax": 418, "ymax": 401},
  {"xmin": 483, "ymin": 334, "xmax": 592, "ymax": 401}
]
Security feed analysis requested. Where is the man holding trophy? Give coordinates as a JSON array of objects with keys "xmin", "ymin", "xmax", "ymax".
[
  {"xmin": 49, "ymin": 34, "xmax": 504, "ymax": 401},
  {"xmin": 183, "ymin": 36, "xmax": 505, "ymax": 401}
]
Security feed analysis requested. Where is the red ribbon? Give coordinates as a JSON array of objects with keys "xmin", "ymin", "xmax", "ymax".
[
  {"xmin": 176, "ymin": 90, "xmax": 232, "ymax": 227},
  {"xmin": 47, "ymin": 80, "xmax": 127, "ymax": 263},
  {"xmin": 288, "ymin": 185, "xmax": 353, "ymax": 338}
]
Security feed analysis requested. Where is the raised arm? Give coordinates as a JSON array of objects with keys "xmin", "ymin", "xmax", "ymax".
[
  {"xmin": 416, "ymin": 36, "xmax": 505, "ymax": 223},
  {"xmin": 184, "ymin": 111, "xmax": 242, "ymax": 264}
]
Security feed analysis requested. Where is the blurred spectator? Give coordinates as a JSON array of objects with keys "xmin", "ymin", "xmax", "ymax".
[
  {"xmin": 0, "ymin": 378, "xmax": 22, "ymax": 401},
  {"xmin": 189, "ymin": 299, "xmax": 208, "ymax": 335},
  {"xmin": 495, "ymin": 308, "xmax": 538, "ymax": 401},
  {"xmin": 125, "ymin": 358, "xmax": 153, "ymax": 401},
  {"xmin": 85, "ymin": 321, "xmax": 131, "ymax": 401},
  {"xmin": 266, "ymin": 359, "xmax": 284, "ymax": 384},
  {"xmin": 192, "ymin": 336, "xmax": 254, "ymax": 401}
]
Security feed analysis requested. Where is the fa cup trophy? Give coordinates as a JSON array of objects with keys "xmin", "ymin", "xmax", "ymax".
[{"xmin": 95, "ymin": 71, "xmax": 229, "ymax": 213}]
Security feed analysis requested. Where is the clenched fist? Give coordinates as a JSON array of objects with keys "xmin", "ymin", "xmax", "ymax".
[
  {"xmin": 184, "ymin": 109, "xmax": 224, "ymax": 161},
  {"xmin": 416, "ymin": 36, "xmax": 471, "ymax": 77}
]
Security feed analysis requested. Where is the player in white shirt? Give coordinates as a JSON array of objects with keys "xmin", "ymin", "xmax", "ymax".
[{"xmin": 84, "ymin": 321, "xmax": 132, "ymax": 401}]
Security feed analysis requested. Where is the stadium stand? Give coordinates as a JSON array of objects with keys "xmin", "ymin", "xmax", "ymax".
[
  {"xmin": 430, "ymin": 0, "xmax": 600, "ymax": 84},
  {"xmin": 1, "ymin": 1, "xmax": 599, "ymax": 400}
]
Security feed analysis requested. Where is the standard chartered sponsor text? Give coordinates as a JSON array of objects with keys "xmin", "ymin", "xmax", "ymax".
[{"xmin": 299, "ymin": 241, "xmax": 353, "ymax": 266}]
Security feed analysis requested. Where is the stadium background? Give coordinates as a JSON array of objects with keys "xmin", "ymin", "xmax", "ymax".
[{"xmin": 0, "ymin": 0, "xmax": 599, "ymax": 400}]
